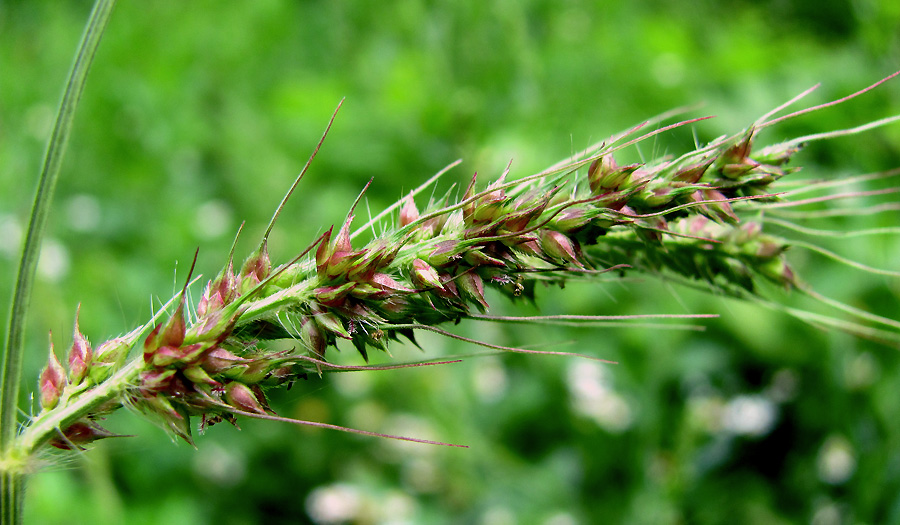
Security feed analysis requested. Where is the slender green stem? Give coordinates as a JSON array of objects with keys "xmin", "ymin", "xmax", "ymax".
[
  {"xmin": 1, "ymin": 474, "xmax": 23, "ymax": 525},
  {"xmin": 0, "ymin": 1, "xmax": 116, "ymax": 523}
]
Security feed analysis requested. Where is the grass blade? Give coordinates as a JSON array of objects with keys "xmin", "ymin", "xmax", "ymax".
[{"xmin": 0, "ymin": 1, "xmax": 117, "ymax": 523}]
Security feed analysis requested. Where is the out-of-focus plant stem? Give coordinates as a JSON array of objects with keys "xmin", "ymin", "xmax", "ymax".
[{"xmin": 0, "ymin": 1, "xmax": 116, "ymax": 523}]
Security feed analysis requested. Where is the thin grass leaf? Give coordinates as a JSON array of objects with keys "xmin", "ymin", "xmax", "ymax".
[{"xmin": 1, "ymin": 1, "xmax": 117, "ymax": 523}]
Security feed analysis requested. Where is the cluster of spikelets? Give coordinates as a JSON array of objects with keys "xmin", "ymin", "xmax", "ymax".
[
  {"xmin": 27, "ymin": 113, "xmax": 826, "ymax": 454},
  {"xmin": 14, "ymin": 70, "xmax": 900, "ymax": 459}
]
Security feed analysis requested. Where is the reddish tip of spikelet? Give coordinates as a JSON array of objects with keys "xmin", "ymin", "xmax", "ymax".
[
  {"xmin": 225, "ymin": 381, "xmax": 268, "ymax": 414},
  {"xmin": 67, "ymin": 306, "xmax": 93, "ymax": 385},
  {"xmin": 198, "ymin": 258, "xmax": 237, "ymax": 317},
  {"xmin": 240, "ymin": 241, "xmax": 272, "ymax": 293},
  {"xmin": 457, "ymin": 272, "xmax": 489, "ymax": 311},
  {"xmin": 40, "ymin": 336, "xmax": 67, "ymax": 410},
  {"xmin": 144, "ymin": 294, "xmax": 187, "ymax": 364},
  {"xmin": 412, "ymin": 258, "xmax": 444, "ymax": 290},
  {"xmin": 300, "ymin": 316, "xmax": 326, "ymax": 359},
  {"xmin": 541, "ymin": 230, "xmax": 583, "ymax": 267},
  {"xmin": 588, "ymin": 155, "xmax": 639, "ymax": 195},
  {"xmin": 201, "ymin": 347, "xmax": 249, "ymax": 375},
  {"xmin": 400, "ymin": 193, "xmax": 419, "ymax": 227}
]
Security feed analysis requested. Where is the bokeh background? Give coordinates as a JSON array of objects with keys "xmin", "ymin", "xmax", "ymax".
[{"xmin": 2, "ymin": 1, "xmax": 900, "ymax": 523}]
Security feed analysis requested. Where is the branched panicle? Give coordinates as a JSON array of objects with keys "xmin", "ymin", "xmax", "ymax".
[{"xmin": 11, "ymin": 83, "xmax": 900, "ymax": 456}]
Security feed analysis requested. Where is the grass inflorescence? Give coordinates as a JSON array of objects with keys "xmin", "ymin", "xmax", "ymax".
[{"xmin": 3, "ymin": 75, "xmax": 900, "ymax": 477}]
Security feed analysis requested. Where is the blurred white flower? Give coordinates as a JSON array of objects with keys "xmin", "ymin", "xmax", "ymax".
[
  {"xmin": 191, "ymin": 443, "xmax": 245, "ymax": 488},
  {"xmin": 378, "ymin": 492, "xmax": 416, "ymax": 524},
  {"xmin": 402, "ymin": 456, "xmax": 441, "ymax": 494},
  {"xmin": 817, "ymin": 435, "xmax": 856, "ymax": 485},
  {"xmin": 567, "ymin": 361, "xmax": 633, "ymax": 432},
  {"xmin": 306, "ymin": 483, "xmax": 362, "ymax": 524},
  {"xmin": 721, "ymin": 394, "xmax": 776, "ymax": 437},
  {"xmin": 65, "ymin": 194, "xmax": 102, "ymax": 232},
  {"xmin": 844, "ymin": 352, "xmax": 879, "ymax": 390},
  {"xmin": 811, "ymin": 500, "xmax": 843, "ymax": 525},
  {"xmin": 37, "ymin": 238, "xmax": 70, "ymax": 282}
]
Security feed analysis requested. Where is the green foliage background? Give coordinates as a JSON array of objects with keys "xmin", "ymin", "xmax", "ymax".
[{"xmin": 2, "ymin": 1, "xmax": 899, "ymax": 523}]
